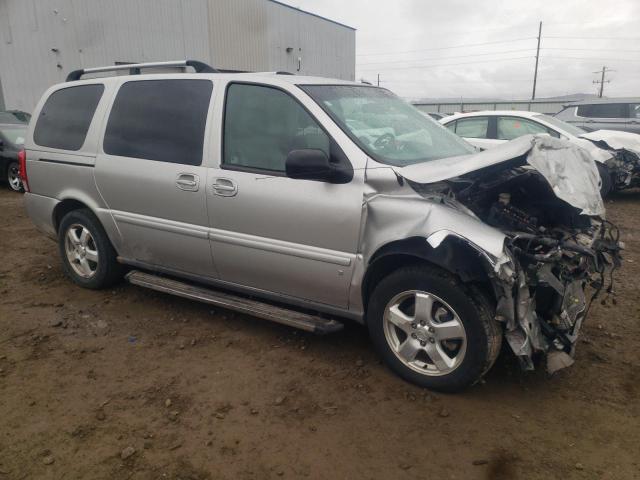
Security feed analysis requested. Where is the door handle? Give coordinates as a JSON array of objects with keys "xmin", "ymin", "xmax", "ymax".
[
  {"xmin": 212, "ymin": 178, "xmax": 238, "ymax": 197},
  {"xmin": 176, "ymin": 173, "xmax": 199, "ymax": 191}
]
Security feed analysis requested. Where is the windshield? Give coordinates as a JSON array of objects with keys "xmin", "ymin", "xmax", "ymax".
[
  {"xmin": 300, "ymin": 85, "xmax": 475, "ymax": 167},
  {"xmin": 534, "ymin": 114, "xmax": 586, "ymax": 137},
  {"xmin": 1, "ymin": 126, "xmax": 27, "ymax": 146}
]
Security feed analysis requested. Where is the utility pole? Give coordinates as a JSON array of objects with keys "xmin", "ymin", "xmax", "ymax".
[
  {"xmin": 593, "ymin": 66, "xmax": 613, "ymax": 98},
  {"xmin": 531, "ymin": 21, "xmax": 542, "ymax": 100},
  {"xmin": 377, "ymin": 73, "xmax": 380, "ymax": 86}
]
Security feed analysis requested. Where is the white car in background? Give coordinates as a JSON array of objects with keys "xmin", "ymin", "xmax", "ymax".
[{"xmin": 440, "ymin": 111, "xmax": 640, "ymax": 196}]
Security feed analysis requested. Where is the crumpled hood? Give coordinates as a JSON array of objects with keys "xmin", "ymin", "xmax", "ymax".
[
  {"xmin": 579, "ymin": 129, "xmax": 640, "ymax": 155},
  {"xmin": 398, "ymin": 134, "xmax": 605, "ymax": 217}
]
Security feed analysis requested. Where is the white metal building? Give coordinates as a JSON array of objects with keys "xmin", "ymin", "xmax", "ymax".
[{"xmin": 0, "ymin": 0, "xmax": 356, "ymax": 111}]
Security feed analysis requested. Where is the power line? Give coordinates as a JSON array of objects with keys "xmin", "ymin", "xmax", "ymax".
[
  {"xmin": 357, "ymin": 56, "xmax": 533, "ymax": 72},
  {"xmin": 356, "ymin": 37, "xmax": 536, "ymax": 57},
  {"xmin": 542, "ymin": 56, "xmax": 640, "ymax": 63},
  {"xmin": 542, "ymin": 47, "xmax": 640, "ymax": 53},
  {"xmin": 545, "ymin": 35, "xmax": 640, "ymax": 40},
  {"xmin": 356, "ymin": 48, "xmax": 536, "ymax": 66}
]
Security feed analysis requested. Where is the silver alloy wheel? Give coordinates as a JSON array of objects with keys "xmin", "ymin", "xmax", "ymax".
[
  {"xmin": 383, "ymin": 290, "xmax": 467, "ymax": 376},
  {"xmin": 64, "ymin": 223, "xmax": 99, "ymax": 278},
  {"xmin": 7, "ymin": 162, "xmax": 22, "ymax": 191}
]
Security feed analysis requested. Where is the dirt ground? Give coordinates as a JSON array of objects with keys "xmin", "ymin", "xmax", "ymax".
[{"xmin": 0, "ymin": 188, "xmax": 639, "ymax": 480}]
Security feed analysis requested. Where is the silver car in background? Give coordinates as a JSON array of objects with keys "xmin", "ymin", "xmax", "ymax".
[
  {"xmin": 555, "ymin": 98, "xmax": 640, "ymax": 134},
  {"xmin": 20, "ymin": 61, "xmax": 622, "ymax": 392}
]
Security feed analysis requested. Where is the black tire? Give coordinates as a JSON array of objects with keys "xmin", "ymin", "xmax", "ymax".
[
  {"xmin": 596, "ymin": 162, "xmax": 612, "ymax": 198},
  {"xmin": 6, "ymin": 161, "xmax": 24, "ymax": 192},
  {"xmin": 58, "ymin": 208, "xmax": 124, "ymax": 289},
  {"xmin": 367, "ymin": 265, "xmax": 502, "ymax": 393}
]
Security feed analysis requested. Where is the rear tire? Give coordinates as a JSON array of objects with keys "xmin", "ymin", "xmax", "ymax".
[
  {"xmin": 367, "ymin": 265, "xmax": 501, "ymax": 393},
  {"xmin": 58, "ymin": 209, "xmax": 124, "ymax": 289},
  {"xmin": 6, "ymin": 161, "xmax": 23, "ymax": 192}
]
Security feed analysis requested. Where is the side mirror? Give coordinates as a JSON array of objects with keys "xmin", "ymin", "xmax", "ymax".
[{"xmin": 285, "ymin": 149, "xmax": 337, "ymax": 183}]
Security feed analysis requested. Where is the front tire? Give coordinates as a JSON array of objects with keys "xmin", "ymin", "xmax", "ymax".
[
  {"xmin": 6, "ymin": 161, "xmax": 23, "ymax": 192},
  {"xmin": 58, "ymin": 209, "xmax": 124, "ymax": 289},
  {"xmin": 368, "ymin": 265, "xmax": 501, "ymax": 392}
]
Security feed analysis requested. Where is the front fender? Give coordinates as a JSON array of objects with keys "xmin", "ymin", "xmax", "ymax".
[{"xmin": 349, "ymin": 192, "xmax": 508, "ymax": 315}]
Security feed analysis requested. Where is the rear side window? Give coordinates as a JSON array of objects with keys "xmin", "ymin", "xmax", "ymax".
[
  {"xmin": 34, "ymin": 84, "xmax": 104, "ymax": 150},
  {"xmin": 577, "ymin": 103, "xmax": 626, "ymax": 119},
  {"xmin": 455, "ymin": 117, "xmax": 488, "ymax": 139},
  {"xmin": 104, "ymin": 79, "xmax": 213, "ymax": 165}
]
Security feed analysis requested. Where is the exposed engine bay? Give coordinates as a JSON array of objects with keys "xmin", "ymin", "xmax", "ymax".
[
  {"xmin": 401, "ymin": 138, "xmax": 623, "ymax": 373},
  {"xmin": 450, "ymin": 161, "xmax": 622, "ymax": 371},
  {"xmin": 604, "ymin": 148, "xmax": 640, "ymax": 190},
  {"xmin": 580, "ymin": 132, "xmax": 640, "ymax": 190}
]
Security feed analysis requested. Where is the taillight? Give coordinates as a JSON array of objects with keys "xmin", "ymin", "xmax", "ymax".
[{"xmin": 18, "ymin": 149, "xmax": 29, "ymax": 192}]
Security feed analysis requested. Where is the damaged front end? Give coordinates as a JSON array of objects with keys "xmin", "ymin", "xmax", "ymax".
[
  {"xmin": 400, "ymin": 136, "xmax": 623, "ymax": 373},
  {"xmin": 580, "ymin": 130, "xmax": 640, "ymax": 190}
]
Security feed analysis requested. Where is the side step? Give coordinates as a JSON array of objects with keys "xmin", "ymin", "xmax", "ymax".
[{"xmin": 125, "ymin": 270, "xmax": 344, "ymax": 335}]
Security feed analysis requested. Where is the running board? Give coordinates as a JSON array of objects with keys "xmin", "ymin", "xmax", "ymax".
[{"xmin": 125, "ymin": 270, "xmax": 344, "ymax": 335}]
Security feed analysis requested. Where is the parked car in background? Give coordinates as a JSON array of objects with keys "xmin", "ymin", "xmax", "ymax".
[
  {"xmin": 20, "ymin": 61, "xmax": 621, "ymax": 392},
  {"xmin": 441, "ymin": 110, "xmax": 640, "ymax": 196},
  {"xmin": 555, "ymin": 98, "xmax": 640, "ymax": 134},
  {"xmin": 0, "ymin": 123, "xmax": 27, "ymax": 191},
  {"xmin": 0, "ymin": 110, "xmax": 31, "ymax": 125}
]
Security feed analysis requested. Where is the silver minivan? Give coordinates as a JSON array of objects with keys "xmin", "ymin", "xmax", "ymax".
[
  {"xmin": 21, "ymin": 61, "xmax": 621, "ymax": 392},
  {"xmin": 555, "ymin": 98, "xmax": 640, "ymax": 134}
]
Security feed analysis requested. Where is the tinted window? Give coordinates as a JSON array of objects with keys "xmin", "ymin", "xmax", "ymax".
[
  {"xmin": 455, "ymin": 117, "xmax": 488, "ymax": 139},
  {"xmin": 34, "ymin": 84, "xmax": 104, "ymax": 150},
  {"xmin": 104, "ymin": 79, "xmax": 212, "ymax": 165},
  {"xmin": 630, "ymin": 103, "xmax": 640, "ymax": 119},
  {"xmin": 577, "ymin": 103, "xmax": 626, "ymax": 118},
  {"xmin": 497, "ymin": 117, "xmax": 550, "ymax": 140},
  {"xmin": 223, "ymin": 83, "xmax": 330, "ymax": 172}
]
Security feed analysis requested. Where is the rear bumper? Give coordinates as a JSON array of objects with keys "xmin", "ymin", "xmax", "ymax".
[{"xmin": 24, "ymin": 192, "xmax": 58, "ymax": 240}]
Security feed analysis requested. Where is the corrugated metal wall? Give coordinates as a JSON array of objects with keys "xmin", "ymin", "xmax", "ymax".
[{"xmin": 0, "ymin": 0, "xmax": 355, "ymax": 111}]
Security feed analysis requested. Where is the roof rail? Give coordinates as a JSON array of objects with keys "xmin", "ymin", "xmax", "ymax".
[{"xmin": 66, "ymin": 60, "xmax": 218, "ymax": 82}]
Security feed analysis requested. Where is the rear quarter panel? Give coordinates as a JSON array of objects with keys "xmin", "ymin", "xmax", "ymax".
[{"xmin": 23, "ymin": 80, "xmax": 123, "ymax": 249}]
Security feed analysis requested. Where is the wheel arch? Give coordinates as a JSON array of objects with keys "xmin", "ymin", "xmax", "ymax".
[
  {"xmin": 52, "ymin": 198, "xmax": 93, "ymax": 233},
  {"xmin": 362, "ymin": 236, "xmax": 496, "ymax": 314}
]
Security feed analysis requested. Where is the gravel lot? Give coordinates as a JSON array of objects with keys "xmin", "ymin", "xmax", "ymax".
[{"xmin": 0, "ymin": 188, "xmax": 639, "ymax": 480}]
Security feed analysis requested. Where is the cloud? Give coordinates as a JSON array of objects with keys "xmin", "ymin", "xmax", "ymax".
[{"xmin": 286, "ymin": 0, "xmax": 640, "ymax": 99}]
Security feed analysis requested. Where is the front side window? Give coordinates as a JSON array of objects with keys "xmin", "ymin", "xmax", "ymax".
[
  {"xmin": 630, "ymin": 103, "xmax": 640, "ymax": 119},
  {"xmin": 497, "ymin": 117, "xmax": 550, "ymax": 140},
  {"xmin": 577, "ymin": 103, "xmax": 626, "ymax": 119},
  {"xmin": 104, "ymin": 79, "xmax": 213, "ymax": 165},
  {"xmin": 455, "ymin": 117, "xmax": 489, "ymax": 139},
  {"xmin": 223, "ymin": 83, "xmax": 330, "ymax": 172},
  {"xmin": 34, "ymin": 84, "xmax": 104, "ymax": 150},
  {"xmin": 300, "ymin": 85, "xmax": 474, "ymax": 167}
]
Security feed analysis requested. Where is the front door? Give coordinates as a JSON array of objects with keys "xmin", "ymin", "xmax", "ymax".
[
  {"xmin": 206, "ymin": 82, "xmax": 364, "ymax": 308},
  {"xmin": 95, "ymin": 78, "xmax": 217, "ymax": 277}
]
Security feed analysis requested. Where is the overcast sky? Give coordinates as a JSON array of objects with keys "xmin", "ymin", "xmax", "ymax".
[{"xmin": 284, "ymin": 0, "xmax": 640, "ymax": 100}]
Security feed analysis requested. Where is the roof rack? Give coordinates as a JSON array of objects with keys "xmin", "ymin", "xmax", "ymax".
[{"xmin": 66, "ymin": 60, "xmax": 218, "ymax": 82}]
